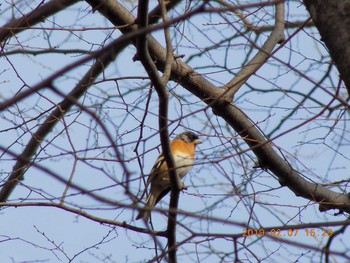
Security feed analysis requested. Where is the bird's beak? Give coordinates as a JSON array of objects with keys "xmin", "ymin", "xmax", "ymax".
[{"xmin": 194, "ymin": 139, "xmax": 202, "ymax": 145}]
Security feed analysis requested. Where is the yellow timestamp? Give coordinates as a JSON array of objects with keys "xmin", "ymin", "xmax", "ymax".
[{"xmin": 242, "ymin": 228, "xmax": 333, "ymax": 237}]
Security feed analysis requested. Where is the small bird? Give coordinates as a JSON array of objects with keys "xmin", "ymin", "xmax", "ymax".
[{"xmin": 136, "ymin": 131, "xmax": 201, "ymax": 221}]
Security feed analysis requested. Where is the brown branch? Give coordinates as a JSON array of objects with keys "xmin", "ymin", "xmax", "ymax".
[
  {"xmin": 322, "ymin": 223, "xmax": 349, "ymax": 263},
  {"xmin": 84, "ymin": 0, "xmax": 350, "ymax": 214},
  {"xmin": 1, "ymin": 201, "xmax": 166, "ymax": 236},
  {"xmin": 148, "ymin": 0, "xmax": 183, "ymax": 25},
  {"xmin": 0, "ymin": 0, "xmax": 207, "ymax": 203},
  {"xmin": 253, "ymin": 20, "xmax": 315, "ymax": 33},
  {"xmin": 158, "ymin": 0, "xmax": 178, "ymax": 261},
  {"xmin": 159, "ymin": 0, "xmax": 174, "ymax": 84},
  {"xmin": 216, "ymin": 0, "xmax": 313, "ymax": 33},
  {"xmin": 0, "ymin": 34, "xmax": 128, "ymax": 203},
  {"xmin": 0, "ymin": 0, "xmax": 79, "ymax": 45},
  {"xmin": 222, "ymin": 0, "xmax": 286, "ymax": 98},
  {"xmin": 303, "ymin": 0, "xmax": 350, "ymax": 96},
  {"xmin": 0, "ymin": 48, "xmax": 93, "ymax": 56},
  {"xmin": 135, "ymin": 0, "xmax": 179, "ymax": 261},
  {"xmin": 0, "ymin": 145, "xmax": 126, "ymax": 207}
]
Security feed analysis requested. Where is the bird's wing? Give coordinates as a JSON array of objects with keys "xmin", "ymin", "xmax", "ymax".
[{"xmin": 146, "ymin": 152, "xmax": 166, "ymax": 185}]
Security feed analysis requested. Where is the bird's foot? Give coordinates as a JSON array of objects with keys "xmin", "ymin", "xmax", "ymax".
[{"xmin": 180, "ymin": 182, "xmax": 188, "ymax": 191}]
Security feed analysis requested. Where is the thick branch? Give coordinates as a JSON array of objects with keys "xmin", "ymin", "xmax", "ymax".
[
  {"xmin": 0, "ymin": 0, "xmax": 79, "ymax": 45},
  {"xmin": 303, "ymin": 0, "xmax": 350, "ymax": 96}
]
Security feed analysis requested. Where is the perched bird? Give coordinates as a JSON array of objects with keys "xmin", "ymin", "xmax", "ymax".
[{"xmin": 136, "ymin": 131, "xmax": 201, "ymax": 221}]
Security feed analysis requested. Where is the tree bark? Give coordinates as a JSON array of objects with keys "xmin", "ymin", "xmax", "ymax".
[{"xmin": 303, "ymin": 0, "xmax": 350, "ymax": 96}]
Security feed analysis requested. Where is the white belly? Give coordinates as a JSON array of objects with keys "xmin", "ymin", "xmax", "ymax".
[{"xmin": 173, "ymin": 151, "xmax": 194, "ymax": 178}]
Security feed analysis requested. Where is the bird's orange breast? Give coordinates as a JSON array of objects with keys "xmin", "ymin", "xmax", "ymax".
[
  {"xmin": 170, "ymin": 139, "xmax": 196, "ymax": 178},
  {"xmin": 170, "ymin": 139, "xmax": 195, "ymax": 157}
]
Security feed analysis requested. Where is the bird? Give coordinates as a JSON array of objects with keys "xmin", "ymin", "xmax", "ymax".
[{"xmin": 135, "ymin": 131, "xmax": 201, "ymax": 221}]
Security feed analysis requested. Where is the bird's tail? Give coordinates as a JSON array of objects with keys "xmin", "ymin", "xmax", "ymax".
[{"xmin": 135, "ymin": 193, "xmax": 156, "ymax": 221}]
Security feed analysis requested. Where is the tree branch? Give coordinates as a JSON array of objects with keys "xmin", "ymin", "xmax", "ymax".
[
  {"xmin": 86, "ymin": 0, "xmax": 350, "ymax": 214},
  {"xmin": 303, "ymin": 0, "xmax": 350, "ymax": 96},
  {"xmin": 1, "ymin": 201, "xmax": 166, "ymax": 237},
  {"xmin": 0, "ymin": 34, "xmax": 128, "ymax": 203},
  {"xmin": 135, "ymin": 0, "xmax": 178, "ymax": 261},
  {"xmin": 222, "ymin": 0, "xmax": 286, "ymax": 99},
  {"xmin": 0, "ymin": 0, "xmax": 206, "ymax": 203},
  {"xmin": 0, "ymin": 0, "xmax": 79, "ymax": 45}
]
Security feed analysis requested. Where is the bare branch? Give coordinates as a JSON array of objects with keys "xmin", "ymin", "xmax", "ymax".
[
  {"xmin": 1, "ymin": 201, "xmax": 166, "ymax": 236},
  {"xmin": 2, "ymin": 0, "xmax": 350, "ymax": 261},
  {"xmin": 87, "ymin": 0, "xmax": 350, "ymax": 214},
  {"xmin": 0, "ymin": 34, "xmax": 128, "ymax": 202},
  {"xmin": 303, "ymin": 0, "xmax": 350, "ymax": 96},
  {"xmin": 222, "ymin": 0, "xmax": 286, "ymax": 98},
  {"xmin": 135, "ymin": 0, "xmax": 178, "ymax": 261},
  {"xmin": 0, "ymin": 0, "xmax": 79, "ymax": 45}
]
